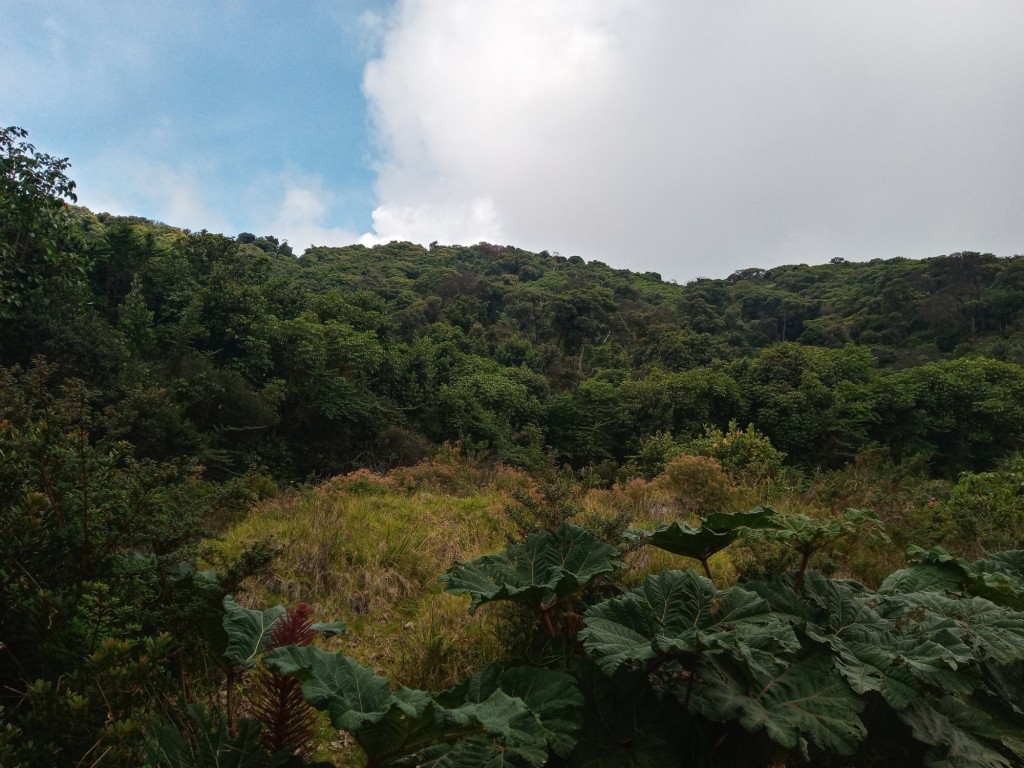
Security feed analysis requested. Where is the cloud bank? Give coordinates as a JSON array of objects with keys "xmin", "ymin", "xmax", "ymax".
[{"xmin": 362, "ymin": 0, "xmax": 1024, "ymax": 279}]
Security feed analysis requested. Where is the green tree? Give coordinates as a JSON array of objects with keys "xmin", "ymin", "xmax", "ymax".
[{"xmin": 0, "ymin": 126, "xmax": 83, "ymax": 319}]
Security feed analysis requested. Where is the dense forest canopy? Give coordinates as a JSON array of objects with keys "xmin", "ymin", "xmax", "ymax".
[
  {"xmin": 5, "ymin": 122, "xmax": 1024, "ymax": 481},
  {"xmin": 4, "ymin": 126, "xmax": 1024, "ymax": 767}
]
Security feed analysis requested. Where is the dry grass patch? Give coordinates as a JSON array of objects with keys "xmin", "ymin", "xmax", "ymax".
[{"xmin": 212, "ymin": 478, "xmax": 515, "ymax": 690}]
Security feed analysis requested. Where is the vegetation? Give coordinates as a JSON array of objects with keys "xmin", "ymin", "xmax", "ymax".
[{"xmin": 3, "ymin": 124, "xmax": 1024, "ymax": 765}]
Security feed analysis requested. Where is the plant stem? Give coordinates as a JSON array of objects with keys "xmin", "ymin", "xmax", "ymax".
[
  {"xmin": 794, "ymin": 550, "xmax": 812, "ymax": 594},
  {"xmin": 542, "ymin": 606, "xmax": 557, "ymax": 638},
  {"xmin": 226, "ymin": 667, "xmax": 237, "ymax": 737}
]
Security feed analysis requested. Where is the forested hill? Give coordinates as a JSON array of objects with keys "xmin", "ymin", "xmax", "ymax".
[
  {"xmin": 9, "ymin": 126, "xmax": 1024, "ymax": 768},
  {"xmin": 6, "ymin": 170, "xmax": 1024, "ymax": 481}
]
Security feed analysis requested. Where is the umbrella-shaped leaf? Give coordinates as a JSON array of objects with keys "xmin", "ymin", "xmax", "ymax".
[
  {"xmin": 894, "ymin": 593, "xmax": 1024, "ymax": 666},
  {"xmin": 265, "ymin": 645, "xmax": 394, "ymax": 733},
  {"xmin": 443, "ymin": 663, "xmax": 583, "ymax": 758},
  {"xmin": 691, "ymin": 652, "xmax": 866, "ymax": 756},
  {"xmin": 440, "ymin": 523, "xmax": 622, "ymax": 614},
  {"xmin": 579, "ymin": 569, "xmax": 795, "ymax": 674},
  {"xmin": 626, "ymin": 506, "xmax": 779, "ymax": 562},
  {"xmin": 833, "ymin": 632, "xmax": 973, "ymax": 709}
]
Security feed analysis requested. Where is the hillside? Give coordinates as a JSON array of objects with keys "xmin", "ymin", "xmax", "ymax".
[
  {"xmin": 4, "ymin": 126, "xmax": 1024, "ymax": 767},
  {"xmin": 6, "ymin": 198, "xmax": 1024, "ymax": 481}
]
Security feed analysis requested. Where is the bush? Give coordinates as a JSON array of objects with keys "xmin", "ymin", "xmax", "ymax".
[
  {"xmin": 651, "ymin": 454, "xmax": 734, "ymax": 518},
  {"xmin": 686, "ymin": 420, "xmax": 785, "ymax": 483}
]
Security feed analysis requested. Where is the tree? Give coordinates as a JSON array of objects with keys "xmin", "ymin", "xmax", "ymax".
[{"xmin": 0, "ymin": 126, "xmax": 83, "ymax": 318}]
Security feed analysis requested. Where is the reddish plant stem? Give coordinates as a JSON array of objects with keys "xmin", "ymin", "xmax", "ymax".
[
  {"xmin": 541, "ymin": 607, "xmax": 557, "ymax": 638},
  {"xmin": 794, "ymin": 550, "xmax": 813, "ymax": 594}
]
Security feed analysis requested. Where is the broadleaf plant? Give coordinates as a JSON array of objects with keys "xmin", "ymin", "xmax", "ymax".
[
  {"xmin": 234, "ymin": 540, "xmax": 1024, "ymax": 766},
  {"xmin": 439, "ymin": 522, "xmax": 622, "ymax": 637},
  {"xmin": 222, "ymin": 596, "xmax": 288, "ymax": 669},
  {"xmin": 265, "ymin": 646, "xmax": 565, "ymax": 768},
  {"xmin": 625, "ymin": 506, "xmax": 780, "ymax": 580}
]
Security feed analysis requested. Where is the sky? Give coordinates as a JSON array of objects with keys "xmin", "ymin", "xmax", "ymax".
[{"xmin": 3, "ymin": 0, "xmax": 1023, "ymax": 282}]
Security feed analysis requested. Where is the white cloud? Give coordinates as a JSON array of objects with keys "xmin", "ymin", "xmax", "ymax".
[
  {"xmin": 364, "ymin": 197, "xmax": 504, "ymax": 247},
  {"xmin": 362, "ymin": 0, "xmax": 1024, "ymax": 279},
  {"xmin": 268, "ymin": 175, "xmax": 362, "ymax": 251},
  {"xmin": 76, "ymin": 152, "xmax": 233, "ymax": 233}
]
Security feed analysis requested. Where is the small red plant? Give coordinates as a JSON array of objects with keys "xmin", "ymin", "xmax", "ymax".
[{"xmin": 251, "ymin": 603, "xmax": 318, "ymax": 758}]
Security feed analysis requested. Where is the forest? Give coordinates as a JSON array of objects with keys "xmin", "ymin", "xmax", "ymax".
[{"xmin": 3, "ymin": 124, "xmax": 1024, "ymax": 767}]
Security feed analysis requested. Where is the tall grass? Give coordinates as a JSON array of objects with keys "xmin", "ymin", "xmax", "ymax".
[{"xmin": 213, "ymin": 468, "xmax": 516, "ymax": 691}]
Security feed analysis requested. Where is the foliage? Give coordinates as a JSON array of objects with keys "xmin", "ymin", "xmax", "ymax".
[
  {"xmin": 244, "ymin": 522, "xmax": 1024, "ymax": 767},
  {"xmin": 649, "ymin": 454, "xmax": 734, "ymax": 518},
  {"xmin": 0, "ymin": 126, "xmax": 82, "ymax": 319},
  {"xmin": 0, "ymin": 358, "xmax": 275, "ymax": 766},
  {"xmin": 936, "ymin": 453, "xmax": 1024, "ymax": 557},
  {"xmin": 440, "ymin": 523, "xmax": 622, "ymax": 639},
  {"xmin": 685, "ymin": 420, "xmax": 785, "ymax": 483},
  {"xmin": 743, "ymin": 508, "xmax": 890, "ymax": 591},
  {"xmin": 625, "ymin": 506, "xmax": 780, "ymax": 579},
  {"xmin": 620, "ymin": 430, "xmax": 683, "ymax": 481},
  {"xmin": 265, "ymin": 647, "xmax": 578, "ymax": 767}
]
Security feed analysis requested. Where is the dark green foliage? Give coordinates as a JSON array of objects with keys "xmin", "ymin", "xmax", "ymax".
[
  {"xmin": 745, "ymin": 508, "xmax": 890, "ymax": 591},
  {"xmin": 0, "ymin": 126, "xmax": 82, "ymax": 320},
  {"xmin": 626, "ymin": 506, "xmax": 780, "ymax": 577},
  {"xmin": 0, "ymin": 360, "xmax": 273, "ymax": 765},
  {"xmin": 437, "ymin": 528, "xmax": 1024, "ymax": 767},
  {"xmin": 265, "ymin": 647, "xmax": 571, "ymax": 767},
  {"xmin": 440, "ymin": 523, "xmax": 623, "ymax": 617},
  {"xmin": 11, "ymin": 126, "xmax": 1024, "ymax": 480}
]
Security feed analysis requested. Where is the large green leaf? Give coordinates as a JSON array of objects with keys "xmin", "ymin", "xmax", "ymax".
[
  {"xmin": 626, "ymin": 506, "xmax": 779, "ymax": 562},
  {"xmin": 265, "ymin": 646, "xmax": 550, "ymax": 767},
  {"xmin": 899, "ymin": 697, "xmax": 1014, "ymax": 768},
  {"xmin": 440, "ymin": 523, "xmax": 622, "ymax": 615},
  {"xmin": 965, "ymin": 551, "xmax": 1024, "ymax": 610},
  {"xmin": 218, "ymin": 597, "xmax": 345, "ymax": 669},
  {"xmin": 579, "ymin": 569, "xmax": 796, "ymax": 674},
  {"xmin": 750, "ymin": 573, "xmax": 974, "ymax": 709},
  {"xmin": 691, "ymin": 652, "xmax": 867, "ymax": 756},
  {"xmin": 892, "ymin": 592, "xmax": 1024, "ymax": 666},
  {"xmin": 881, "ymin": 550, "xmax": 1024, "ymax": 610},
  {"xmin": 880, "ymin": 548, "xmax": 968, "ymax": 596},
  {"xmin": 265, "ymin": 645, "xmax": 396, "ymax": 735},
  {"xmin": 222, "ymin": 596, "xmax": 286, "ymax": 669},
  {"xmin": 442, "ymin": 663, "xmax": 583, "ymax": 758},
  {"xmin": 880, "ymin": 563, "xmax": 968, "ymax": 596},
  {"xmin": 832, "ymin": 633, "xmax": 973, "ymax": 709}
]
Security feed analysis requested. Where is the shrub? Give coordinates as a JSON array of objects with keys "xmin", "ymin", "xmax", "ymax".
[
  {"xmin": 651, "ymin": 454, "xmax": 734, "ymax": 518},
  {"xmin": 686, "ymin": 420, "xmax": 785, "ymax": 483}
]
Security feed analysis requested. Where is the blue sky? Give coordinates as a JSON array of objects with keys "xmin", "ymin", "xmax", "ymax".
[
  {"xmin": 3, "ymin": 1, "xmax": 386, "ymax": 241},
  {"xmin": 4, "ymin": 1, "xmax": 1023, "ymax": 281}
]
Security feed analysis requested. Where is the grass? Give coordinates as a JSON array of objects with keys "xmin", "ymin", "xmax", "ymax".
[
  {"xmin": 206, "ymin": 450, "xmax": 953, "ymax": 764},
  {"xmin": 213, "ymin": 481, "xmax": 513, "ymax": 687}
]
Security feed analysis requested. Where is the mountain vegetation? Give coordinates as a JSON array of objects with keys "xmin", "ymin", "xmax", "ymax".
[{"xmin": 3, "ymin": 125, "xmax": 1024, "ymax": 766}]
